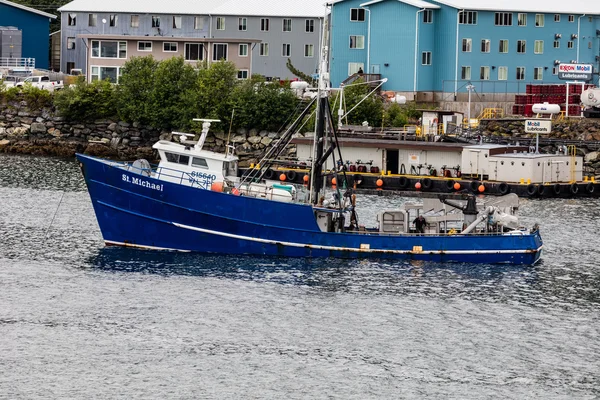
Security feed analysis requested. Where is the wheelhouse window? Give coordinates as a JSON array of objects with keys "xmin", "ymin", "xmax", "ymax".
[
  {"xmin": 192, "ymin": 157, "xmax": 208, "ymax": 168},
  {"xmin": 91, "ymin": 41, "xmax": 127, "ymax": 58},
  {"xmin": 213, "ymin": 43, "xmax": 228, "ymax": 61},
  {"xmin": 165, "ymin": 152, "xmax": 190, "ymax": 165},
  {"xmin": 350, "ymin": 8, "xmax": 365, "ymax": 22},
  {"xmin": 185, "ymin": 43, "xmax": 204, "ymax": 61}
]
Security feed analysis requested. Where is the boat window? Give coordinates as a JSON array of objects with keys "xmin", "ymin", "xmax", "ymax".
[
  {"xmin": 165, "ymin": 152, "xmax": 190, "ymax": 165},
  {"xmin": 192, "ymin": 157, "xmax": 209, "ymax": 168}
]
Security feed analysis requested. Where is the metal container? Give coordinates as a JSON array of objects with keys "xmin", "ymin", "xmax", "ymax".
[{"xmin": 0, "ymin": 27, "xmax": 23, "ymax": 59}]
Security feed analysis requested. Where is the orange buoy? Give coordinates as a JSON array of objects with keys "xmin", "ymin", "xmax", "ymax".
[
  {"xmin": 478, "ymin": 184, "xmax": 485, "ymax": 193},
  {"xmin": 211, "ymin": 182, "xmax": 224, "ymax": 192},
  {"xmin": 279, "ymin": 173, "xmax": 286, "ymax": 181},
  {"xmin": 331, "ymin": 177, "xmax": 337, "ymax": 186},
  {"xmin": 303, "ymin": 175, "xmax": 309, "ymax": 183},
  {"xmin": 415, "ymin": 182, "xmax": 422, "ymax": 190},
  {"xmin": 453, "ymin": 182, "xmax": 461, "ymax": 190},
  {"xmin": 376, "ymin": 179, "xmax": 384, "ymax": 187},
  {"xmin": 231, "ymin": 187, "xmax": 240, "ymax": 196}
]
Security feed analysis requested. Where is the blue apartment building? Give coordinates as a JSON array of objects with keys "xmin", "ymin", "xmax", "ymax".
[{"xmin": 330, "ymin": 0, "xmax": 600, "ymax": 95}]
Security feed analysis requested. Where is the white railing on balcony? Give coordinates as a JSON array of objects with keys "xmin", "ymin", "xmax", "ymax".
[{"xmin": 0, "ymin": 57, "xmax": 35, "ymax": 69}]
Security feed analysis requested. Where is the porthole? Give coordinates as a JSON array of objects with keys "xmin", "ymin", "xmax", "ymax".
[
  {"xmin": 511, "ymin": 161, "xmax": 515, "ymax": 166},
  {"xmin": 501, "ymin": 161, "xmax": 504, "ymax": 165}
]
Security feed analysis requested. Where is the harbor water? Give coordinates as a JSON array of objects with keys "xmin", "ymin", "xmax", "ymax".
[{"xmin": 0, "ymin": 153, "xmax": 599, "ymax": 399}]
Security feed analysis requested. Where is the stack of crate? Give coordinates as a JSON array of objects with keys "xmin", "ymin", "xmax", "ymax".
[{"xmin": 512, "ymin": 84, "xmax": 594, "ymax": 117}]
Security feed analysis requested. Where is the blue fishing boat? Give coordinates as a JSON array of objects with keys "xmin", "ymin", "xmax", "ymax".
[{"xmin": 76, "ymin": 43, "xmax": 542, "ymax": 265}]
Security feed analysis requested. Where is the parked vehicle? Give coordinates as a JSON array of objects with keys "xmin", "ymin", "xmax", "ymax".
[
  {"xmin": 15, "ymin": 75, "xmax": 63, "ymax": 91},
  {"xmin": 1, "ymin": 75, "xmax": 23, "ymax": 87}
]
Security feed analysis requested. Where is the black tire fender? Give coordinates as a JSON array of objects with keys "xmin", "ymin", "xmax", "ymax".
[
  {"xmin": 553, "ymin": 183, "xmax": 561, "ymax": 195},
  {"xmin": 570, "ymin": 183, "xmax": 579, "ymax": 195},
  {"xmin": 498, "ymin": 182, "xmax": 510, "ymax": 195},
  {"xmin": 586, "ymin": 182, "xmax": 595, "ymax": 193},
  {"xmin": 286, "ymin": 170, "xmax": 297, "ymax": 182},
  {"xmin": 470, "ymin": 180, "xmax": 480, "ymax": 192},
  {"xmin": 422, "ymin": 178, "xmax": 432, "ymax": 190},
  {"xmin": 527, "ymin": 184, "xmax": 537, "ymax": 196},
  {"xmin": 398, "ymin": 176, "xmax": 409, "ymax": 188},
  {"xmin": 446, "ymin": 180, "xmax": 455, "ymax": 191},
  {"xmin": 264, "ymin": 169, "xmax": 275, "ymax": 180}
]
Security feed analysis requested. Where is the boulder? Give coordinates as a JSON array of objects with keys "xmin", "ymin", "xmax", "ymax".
[
  {"xmin": 585, "ymin": 151, "xmax": 600, "ymax": 163},
  {"xmin": 30, "ymin": 122, "xmax": 47, "ymax": 134}
]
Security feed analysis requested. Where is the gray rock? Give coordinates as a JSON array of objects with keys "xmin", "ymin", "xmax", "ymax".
[
  {"xmin": 260, "ymin": 137, "xmax": 273, "ymax": 146},
  {"xmin": 247, "ymin": 136, "xmax": 262, "ymax": 144},
  {"xmin": 231, "ymin": 134, "xmax": 246, "ymax": 143},
  {"xmin": 30, "ymin": 122, "xmax": 47, "ymax": 134},
  {"xmin": 118, "ymin": 121, "xmax": 131, "ymax": 127},
  {"xmin": 107, "ymin": 123, "xmax": 117, "ymax": 131}
]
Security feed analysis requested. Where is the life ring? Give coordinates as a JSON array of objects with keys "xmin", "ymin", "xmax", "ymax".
[
  {"xmin": 527, "ymin": 184, "xmax": 537, "ymax": 196},
  {"xmin": 570, "ymin": 183, "xmax": 579, "ymax": 195},
  {"xmin": 446, "ymin": 180, "xmax": 455, "ymax": 191},
  {"xmin": 398, "ymin": 176, "xmax": 409, "ymax": 188},
  {"xmin": 422, "ymin": 178, "xmax": 432, "ymax": 190},
  {"xmin": 586, "ymin": 182, "xmax": 595, "ymax": 193},
  {"xmin": 537, "ymin": 185, "xmax": 546, "ymax": 196},
  {"xmin": 286, "ymin": 170, "xmax": 297, "ymax": 181},
  {"xmin": 264, "ymin": 169, "xmax": 275, "ymax": 180},
  {"xmin": 498, "ymin": 182, "xmax": 510, "ymax": 195},
  {"xmin": 553, "ymin": 183, "xmax": 561, "ymax": 195},
  {"xmin": 470, "ymin": 180, "xmax": 480, "ymax": 192}
]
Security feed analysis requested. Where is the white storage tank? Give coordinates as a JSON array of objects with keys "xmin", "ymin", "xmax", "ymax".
[{"xmin": 532, "ymin": 103, "xmax": 561, "ymax": 114}]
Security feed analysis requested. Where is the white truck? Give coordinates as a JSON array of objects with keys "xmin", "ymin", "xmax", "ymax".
[
  {"xmin": 581, "ymin": 88, "xmax": 600, "ymax": 118},
  {"xmin": 15, "ymin": 76, "xmax": 64, "ymax": 92}
]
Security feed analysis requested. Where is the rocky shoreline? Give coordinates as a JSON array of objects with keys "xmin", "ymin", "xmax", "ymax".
[{"xmin": 2, "ymin": 99, "xmax": 600, "ymax": 170}]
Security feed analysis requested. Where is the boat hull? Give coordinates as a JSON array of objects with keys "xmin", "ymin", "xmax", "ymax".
[{"xmin": 77, "ymin": 154, "xmax": 543, "ymax": 265}]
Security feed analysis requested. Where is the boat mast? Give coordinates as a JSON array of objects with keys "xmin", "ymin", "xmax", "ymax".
[{"xmin": 310, "ymin": 10, "xmax": 330, "ymax": 205}]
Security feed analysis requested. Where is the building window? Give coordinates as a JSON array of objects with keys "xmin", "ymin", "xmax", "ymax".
[
  {"xmin": 216, "ymin": 17, "xmax": 225, "ymax": 30},
  {"xmin": 163, "ymin": 42, "xmax": 177, "ymax": 52},
  {"xmin": 173, "ymin": 16, "xmax": 182, "ymax": 29},
  {"xmin": 499, "ymin": 39, "xmax": 508, "ymax": 53},
  {"xmin": 131, "ymin": 15, "xmax": 139, "ymax": 28},
  {"xmin": 421, "ymin": 51, "xmax": 431, "ymax": 65},
  {"xmin": 91, "ymin": 40, "xmax": 127, "ymax": 58},
  {"xmin": 68, "ymin": 13, "xmax": 76, "ymax": 26},
  {"xmin": 185, "ymin": 43, "xmax": 204, "ymax": 60},
  {"xmin": 282, "ymin": 43, "xmax": 291, "ymax": 57},
  {"xmin": 517, "ymin": 13, "xmax": 527, "ymax": 26},
  {"xmin": 237, "ymin": 70, "xmax": 249, "ymax": 80},
  {"xmin": 67, "ymin": 37, "xmax": 76, "ymax": 50},
  {"xmin": 534, "ymin": 67, "xmax": 543, "ymax": 80},
  {"xmin": 350, "ymin": 35, "xmax": 364, "ymax": 49},
  {"xmin": 90, "ymin": 66, "xmax": 120, "ymax": 83},
  {"xmin": 138, "ymin": 41, "xmax": 152, "ymax": 52},
  {"xmin": 194, "ymin": 17, "xmax": 203, "ymax": 30},
  {"xmin": 239, "ymin": 43, "xmax": 248, "ymax": 56},
  {"xmin": 495, "ymin": 12, "xmax": 513, "ymax": 26},
  {"xmin": 554, "ymin": 40, "xmax": 560, "ymax": 48},
  {"xmin": 516, "ymin": 67, "xmax": 525, "ymax": 80},
  {"xmin": 423, "ymin": 10, "xmax": 432, "ymax": 23},
  {"xmin": 554, "ymin": 14, "xmax": 560, "ymax": 22},
  {"xmin": 213, "ymin": 43, "xmax": 227, "ymax": 60},
  {"xmin": 348, "ymin": 62, "xmax": 364, "ymax": 75},
  {"xmin": 88, "ymin": 13, "xmax": 97, "ymax": 27},
  {"xmin": 238, "ymin": 17, "xmax": 247, "ymax": 31},
  {"xmin": 461, "ymin": 66, "xmax": 471, "ymax": 80},
  {"xmin": 152, "ymin": 16, "xmax": 160, "ymax": 28},
  {"xmin": 568, "ymin": 41, "xmax": 574, "ymax": 48},
  {"xmin": 568, "ymin": 15, "xmax": 574, "ymax": 22},
  {"xmin": 458, "ymin": 11, "xmax": 477, "ymax": 25},
  {"xmin": 535, "ymin": 14, "xmax": 544, "ymax": 27},
  {"xmin": 283, "ymin": 19, "xmax": 292, "ymax": 32},
  {"xmin": 350, "ymin": 8, "xmax": 365, "ymax": 22},
  {"xmin": 534, "ymin": 40, "xmax": 544, "ymax": 54},
  {"xmin": 462, "ymin": 38, "xmax": 472, "ymax": 52},
  {"xmin": 109, "ymin": 15, "xmax": 118, "ymax": 27},
  {"xmin": 306, "ymin": 19, "xmax": 314, "ymax": 32},
  {"xmin": 480, "ymin": 66, "xmax": 490, "ymax": 80},
  {"xmin": 552, "ymin": 67, "xmax": 558, "ymax": 75},
  {"xmin": 304, "ymin": 44, "xmax": 314, "ymax": 57},
  {"xmin": 589, "ymin": 41, "xmax": 593, "ymax": 49},
  {"xmin": 498, "ymin": 66, "xmax": 508, "ymax": 80},
  {"xmin": 260, "ymin": 43, "xmax": 269, "ymax": 56},
  {"xmin": 517, "ymin": 40, "xmax": 526, "ymax": 53},
  {"xmin": 261, "ymin": 18, "xmax": 269, "ymax": 31},
  {"xmin": 481, "ymin": 39, "xmax": 490, "ymax": 53}
]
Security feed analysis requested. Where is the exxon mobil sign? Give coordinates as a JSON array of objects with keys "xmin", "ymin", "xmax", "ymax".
[
  {"xmin": 525, "ymin": 120, "xmax": 552, "ymax": 134},
  {"xmin": 558, "ymin": 63, "xmax": 593, "ymax": 81}
]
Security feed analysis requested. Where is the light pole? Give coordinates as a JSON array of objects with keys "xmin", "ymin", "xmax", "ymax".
[{"xmin": 466, "ymin": 84, "xmax": 475, "ymax": 132}]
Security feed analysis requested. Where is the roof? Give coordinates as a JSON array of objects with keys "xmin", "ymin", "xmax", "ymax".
[
  {"xmin": 360, "ymin": 0, "xmax": 440, "ymax": 9},
  {"xmin": 58, "ymin": 0, "xmax": 327, "ymax": 18},
  {"xmin": 431, "ymin": 0, "xmax": 600, "ymax": 15},
  {"xmin": 0, "ymin": 0, "xmax": 57, "ymax": 19}
]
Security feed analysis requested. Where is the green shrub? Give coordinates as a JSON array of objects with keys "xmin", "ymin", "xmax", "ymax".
[
  {"xmin": 54, "ymin": 79, "xmax": 117, "ymax": 121},
  {"xmin": 21, "ymin": 84, "xmax": 53, "ymax": 110},
  {"xmin": 0, "ymin": 85, "xmax": 21, "ymax": 103}
]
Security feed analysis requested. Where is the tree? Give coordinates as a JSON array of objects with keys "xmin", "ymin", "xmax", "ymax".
[
  {"xmin": 116, "ymin": 56, "xmax": 159, "ymax": 125},
  {"xmin": 335, "ymin": 78, "xmax": 384, "ymax": 127},
  {"xmin": 54, "ymin": 79, "xmax": 117, "ymax": 120}
]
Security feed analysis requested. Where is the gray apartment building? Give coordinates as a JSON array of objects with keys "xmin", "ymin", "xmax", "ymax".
[{"xmin": 57, "ymin": 0, "xmax": 325, "ymax": 83}]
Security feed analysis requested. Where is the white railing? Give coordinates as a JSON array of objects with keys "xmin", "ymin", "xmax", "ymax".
[{"xmin": 0, "ymin": 57, "xmax": 35, "ymax": 69}]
